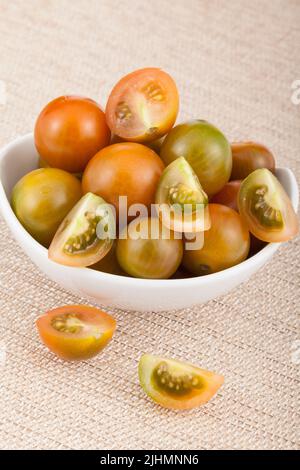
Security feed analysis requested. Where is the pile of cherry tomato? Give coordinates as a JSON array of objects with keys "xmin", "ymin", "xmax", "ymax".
[
  {"xmin": 11, "ymin": 67, "xmax": 298, "ymax": 280},
  {"xmin": 10, "ymin": 67, "xmax": 299, "ymax": 409}
]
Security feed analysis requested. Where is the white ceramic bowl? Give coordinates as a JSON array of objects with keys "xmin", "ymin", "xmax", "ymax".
[{"xmin": 0, "ymin": 134, "xmax": 298, "ymax": 311}]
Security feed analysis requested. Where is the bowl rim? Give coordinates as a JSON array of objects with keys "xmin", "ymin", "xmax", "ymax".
[{"xmin": 0, "ymin": 133, "xmax": 298, "ymax": 289}]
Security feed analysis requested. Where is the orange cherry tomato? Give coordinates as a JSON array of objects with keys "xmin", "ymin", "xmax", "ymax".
[
  {"xmin": 211, "ymin": 180, "xmax": 242, "ymax": 212},
  {"xmin": 82, "ymin": 142, "xmax": 164, "ymax": 215},
  {"xmin": 105, "ymin": 68, "xmax": 179, "ymax": 142},
  {"xmin": 34, "ymin": 96, "xmax": 111, "ymax": 173},
  {"xmin": 36, "ymin": 305, "xmax": 116, "ymax": 361},
  {"xmin": 183, "ymin": 204, "xmax": 250, "ymax": 275}
]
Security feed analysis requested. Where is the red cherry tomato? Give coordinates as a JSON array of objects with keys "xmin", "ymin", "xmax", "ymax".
[{"xmin": 34, "ymin": 96, "xmax": 111, "ymax": 173}]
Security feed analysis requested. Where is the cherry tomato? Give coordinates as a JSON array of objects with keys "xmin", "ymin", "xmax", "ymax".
[
  {"xmin": 139, "ymin": 354, "xmax": 224, "ymax": 410},
  {"xmin": 211, "ymin": 180, "xmax": 242, "ymax": 212},
  {"xmin": 36, "ymin": 305, "xmax": 116, "ymax": 361},
  {"xmin": 160, "ymin": 120, "xmax": 232, "ymax": 197},
  {"xmin": 11, "ymin": 168, "xmax": 82, "ymax": 247},
  {"xmin": 105, "ymin": 68, "xmax": 179, "ymax": 142},
  {"xmin": 231, "ymin": 141, "xmax": 275, "ymax": 180},
  {"xmin": 238, "ymin": 169, "xmax": 298, "ymax": 242},
  {"xmin": 49, "ymin": 193, "xmax": 115, "ymax": 267},
  {"xmin": 116, "ymin": 217, "xmax": 183, "ymax": 279},
  {"xmin": 34, "ymin": 96, "xmax": 111, "ymax": 173},
  {"xmin": 82, "ymin": 143, "xmax": 164, "ymax": 216},
  {"xmin": 183, "ymin": 204, "xmax": 250, "ymax": 275},
  {"xmin": 155, "ymin": 157, "xmax": 210, "ymax": 233}
]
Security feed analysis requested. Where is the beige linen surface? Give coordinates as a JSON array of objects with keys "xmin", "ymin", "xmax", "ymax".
[{"xmin": 0, "ymin": 0, "xmax": 299, "ymax": 450}]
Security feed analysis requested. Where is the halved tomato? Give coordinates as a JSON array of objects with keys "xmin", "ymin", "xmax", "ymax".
[
  {"xmin": 105, "ymin": 68, "xmax": 179, "ymax": 142},
  {"xmin": 36, "ymin": 305, "xmax": 116, "ymax": 361},
  {"xmin": 138, "ymin": 354, "xmax": 224, "ymax": 410},
  {"xmin": 48, "ymin": 193, "xmax": 115, "ymax": 267},
  {"xmin": 238, "ymin": 169, "xmax": 298, "ymax": 242},
  {"xmin": 155, "ymin": 157, "xmax": 210, "ymax": 233}
]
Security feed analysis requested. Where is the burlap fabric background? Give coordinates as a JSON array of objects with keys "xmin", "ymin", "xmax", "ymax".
[{"xmin": 0, "ymin": 0, "xmax": 299, "ymax": 450}]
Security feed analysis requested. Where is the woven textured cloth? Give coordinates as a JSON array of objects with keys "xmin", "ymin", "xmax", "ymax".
[{"xmin": 0, "ymin": 0, "xmax": 299, "ymax": 450}]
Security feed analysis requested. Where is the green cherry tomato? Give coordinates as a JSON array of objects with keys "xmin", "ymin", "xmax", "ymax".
[
  {"xmin": 116, "ymin": 217, "xmax": 183, "ymax": 279},
  {"xmin": 160, "ymin": 120, "xmax": 232, "ymax": 197},
  {"xmin": 11, "ymin": 168, "xmax": 82, "ymax": 247}
]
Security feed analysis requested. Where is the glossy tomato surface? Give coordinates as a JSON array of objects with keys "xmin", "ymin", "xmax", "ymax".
[
  {"xmin": 116, "ymin": 217, "xmax": 183, "ymax": 279},
  {"xmin": 34, "ymin": 96, "xmax": 111, "ymax": 173},
  {"xmin": 82, "ymin": 143, "xmax": 164, "ymax": 216},
  {"xmin": 231, "ymin": 141, "xmax": 275, "ymax": 180},
  {"xmin": 106, "ymin": 68, "xmax": 179, "ymax": 142},
  {"xmin": 238, "ymin": 169, "xmax": 298, "ymax": 242},
  {"xmin": 183, "ymin": 204, "xmax": 250, "ymax": 275},
  {"xmin": 160, "ymin": 120, "xmax": 232, "ymax": 197},
  {"xmin": 11, "ymin": 168, "xmax": 82, "ymax": 247},
  {"xmin": 139, "ymin": 354, "xmax": 224, "ymax": 410},
  {"xmin": 36, "ymin": 305, "xmax": 116, "ymax": 361},
  {"xmin": 49, "ymin": 193, "xmax": 115, "ymax": 267},
  {"xmin": 211, "ymin": 180, "xmax": 242, "ymax": 212}
]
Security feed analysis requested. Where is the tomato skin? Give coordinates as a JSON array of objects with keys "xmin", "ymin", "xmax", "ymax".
[
  {"xmin": 160, "ymin": 120, "xmax": 232, "ymax": 197},
  {"xmin": 34, "ymin": 96, "xmax": 111, "ymax": 173},
  {"xmin": 138, "ymin": 354, "xmax": 224, "ymax": 410},
  {"xmin": 231, "ymin": 142, "xmax": 275, "ymax": 180},
  {"xmin": 238, "ymin": 169, "xmax": 298, "ymax": 242},
  {"xmin": 11, "ymin": 168, "xmax": 82, "ymax": 247},
  {"xmin": 183, "ymin": 204, "xmax": 250, "ymax": 275},
  {"xmin": 36, "ymin": 305, "xmax": 116, "ymax": 361},
  {"xmin": 211, "ymin": 180, "xmax": 242, "ymax": 212},
  {"xmin": 106, "ymin": 68, "xmax": 179, "ymax": 142},
  {"xmin": 82, "ymin": 143, "xmax": 164, "ymax": 215},
  {"xmin": 116, "ymin": 217, "xmax": 183, "ymax": 279}
]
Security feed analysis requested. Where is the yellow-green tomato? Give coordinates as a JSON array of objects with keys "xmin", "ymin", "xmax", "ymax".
[
  {"xmin": 160, "ymin": 120, "xmax": 232, "ymax": 197},
  {"xmin": 11, "ymin": 168, "xmax": 82, "ymax": 247},
  {"xmin": 116, "ymin": 217, "xmax": 183, "ymax": 279}
]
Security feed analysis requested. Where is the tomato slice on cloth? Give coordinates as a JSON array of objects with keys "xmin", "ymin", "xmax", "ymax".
[
  {"xmin": 139, "ymin": 354, "xmax": 224, "ymax": 410},
  {"xmin": 36, "ymin": 305, "xmax": 116, "ymax": 361}
]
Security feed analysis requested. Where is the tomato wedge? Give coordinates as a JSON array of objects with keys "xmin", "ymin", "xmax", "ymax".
[
  {"xmin": 48, "ymin": 193, "xmax": 115, "ymax": 267},
  {"xmin": 238, "ymin": 169, "xmax": 299, "ymax": 242},
  {"xmin": 36, "ymin": 305, "xmax": 116, "ymax": 361},
  {"xmin": 105, "ymin": 68, "xmax": 179, "ymax": 142},
  {"xmin": 138, "ymin": 354, "xmax": 224, "ymax": 410}
]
